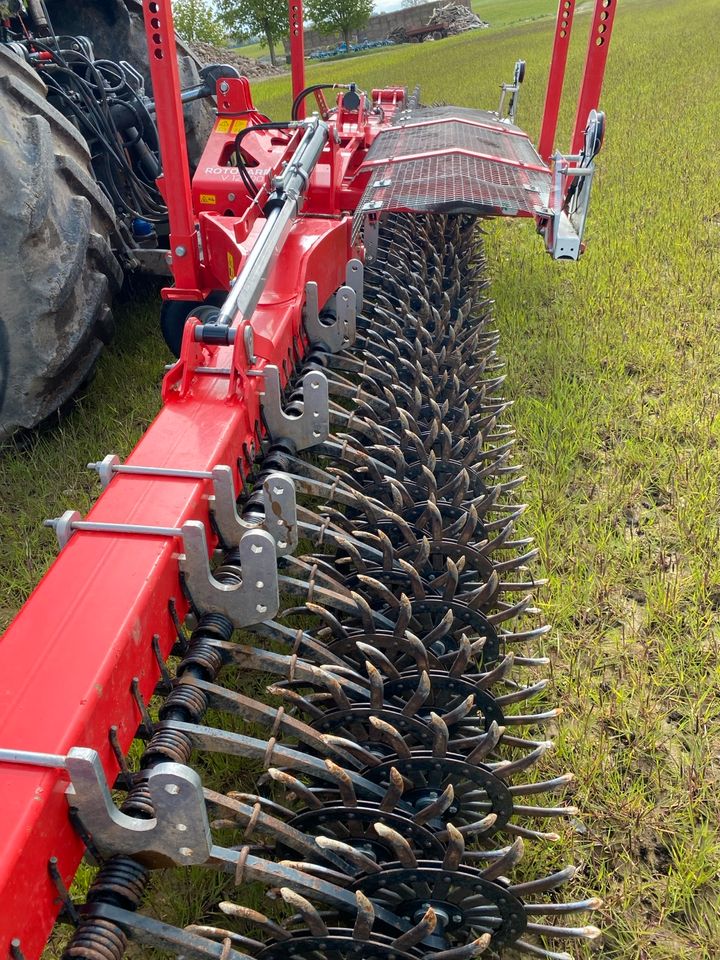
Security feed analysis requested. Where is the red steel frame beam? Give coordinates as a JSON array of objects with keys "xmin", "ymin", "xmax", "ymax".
[
  {"xmin": 289, "ymin": 0, "xmax": 306, "ymax": 119},
  {"xmin": 0, "ymin": 216, "xmax": 351, "ymax": 960},
  {"xmin": 537, "ymin": 0, "xmax": 577, "ymax": 163},
  {"xmin": 571, "ymin": 0, "xmax": 617, "ymax": 154}
]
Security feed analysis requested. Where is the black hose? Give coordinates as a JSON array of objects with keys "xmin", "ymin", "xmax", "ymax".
[
  {"xmin": 291, "ymin": 83, "xmax": 340, "ymax": 121},
  {"xmin": 233, "ymin": 121, "xmax": 296, "ymax": 198}
]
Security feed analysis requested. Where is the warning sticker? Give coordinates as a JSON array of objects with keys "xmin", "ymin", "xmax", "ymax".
[
  {"xmin": 200, "ymin": 193, "xmax": 216, "ymax": 205},
  {"xmin": 214, "ymin": 118, "xmax": 249, "ymax": 134}
]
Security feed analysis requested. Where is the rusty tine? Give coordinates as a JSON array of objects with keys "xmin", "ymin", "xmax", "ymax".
[
  {"xmin": 353, "ymin": 891, "xmax": 375, "ymax": 940},
  {"xmin": 373, "ymin": 822, "xmax": 418, "ymax": 868},
  {"xmin": 365, "ymin": 660, "xmax": 384, "ymax": 711},
  {"xmin": 315, "ymin": 836, "xmax": 381, "ymax": 874},
  {"xmin": 279, "ymin": 889, "xmax": 328, "ymax": 937},
  {"xmin": 442, "ymin": 822, "xmax": 465, "ymax": 870},
  {"xmin": 355, "ymin": 641, "xmax": 401, "ymax": 680},
  {"xmin": 429, "ymin": 935, "xmax": 492, "ymax": 959},
  {"xmin": 392, "ymin": 908, "xmax": 437, "ymax": 952},
  {"xmin": 466, "ymin": 722, "xmax": 505, "ymax": 764},
  {"xmin": 479, "ymin": 837, "xmax": 524, "ymax": 880},
  {"xmin": 429, "ymin": 712, "xmax": 449, "ymax": 757},
  {"xmin": 218, "ymin": 902, "xmax": 290, "ymax": 940},
  {"xmin": 401, "ymin": 670, "xmax": 431, "ymax": 716},
  {"xmin": 379, "ymin": 766, "xmax": 405, "ymax": 812},
  {"xmin": 413, "ymin": 783, "xmax": 454, "ymax": 826},
  {"xmin": 368, "ymin": 716, "xmax": 412, "ymax": 760},
  {"xmin": 266, "ymin": 769, "xmax": 323, "ymax": 809},
  {"xmin": 324, "ymin": 758, "xmax": 358, "ymax": 806}
]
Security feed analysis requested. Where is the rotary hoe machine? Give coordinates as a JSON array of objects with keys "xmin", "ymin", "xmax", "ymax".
[{"xmin": 0, "ymin": 1, "xmax": 617, "ymax": 957}]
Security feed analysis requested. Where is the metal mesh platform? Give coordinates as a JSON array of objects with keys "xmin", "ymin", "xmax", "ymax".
[{"xmin": 357, "ymin": 106, "xmax": 551, "ymax": 218}]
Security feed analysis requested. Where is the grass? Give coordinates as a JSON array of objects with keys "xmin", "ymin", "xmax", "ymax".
[{"xmin": 5, "ymin": 0, "xmax": 720, "ymax": 957}]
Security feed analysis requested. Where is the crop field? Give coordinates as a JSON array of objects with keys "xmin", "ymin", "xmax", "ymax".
[{"xmin": 2, "ymin": 0, "xmax": 719, "ymax": 957}]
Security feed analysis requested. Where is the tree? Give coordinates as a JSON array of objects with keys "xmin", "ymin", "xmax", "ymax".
[
  {"xmin": 173, "ymin": 0, "xmax": 228, "ymax": 44},
  {"xmin": 217, "ymin": 0, "xmax": 288, "ymax": 66},
  {"xmin": 306, "ymin": 0, "xmax": 374, "ymax": 49}
]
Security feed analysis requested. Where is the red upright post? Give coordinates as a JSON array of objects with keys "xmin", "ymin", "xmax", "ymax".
[
  {"xmin": 537, "ymin": 0, "xmax": 577, "ymax": 163},
  {"xmin": 142, "ymin": 0, "xmax": 202, "ymax": 293},
  {"xmin": 289, "ymin": 0, "xmax": 306, "ymax": 118},
  {"xmin": 571, "ymin": 0, "xmax": 617, "ymax": 154}
]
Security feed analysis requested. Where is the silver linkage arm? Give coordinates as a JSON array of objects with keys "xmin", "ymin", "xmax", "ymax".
[{"xmin": 543, "ymin": 109, "xmax": 605, "ymax": 261}]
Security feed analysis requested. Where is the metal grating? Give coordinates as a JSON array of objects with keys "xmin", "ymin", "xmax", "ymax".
[{"xmin": 357, "ymin": 105, "xmax": 551, "ymax": 219}]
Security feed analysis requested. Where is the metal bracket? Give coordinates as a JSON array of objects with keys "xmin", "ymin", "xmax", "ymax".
[
  {"xmin": 363, "ymin": 214, "xmax": 381, "ymax": 262},
  {"xmin": 0, "ymin": 748, "xmax": 211, "ymax": 866},
  {"xmin": 248, "ymin": 365, "xmax": 329, "ymax": 451},
  {"xmin": 87, "ymin": 456, "xmax": 297, "ymax": 556},
  {"xmin": 210, "ymin": 467, "xmax": 297, "ymax": 555},
  {"xmin": 345, "ymin": 258, "xmax": 364, "ymax": 306},
  {"xmin": 303, "ymin": 282, "xmax": 356, "ymax": 353},
  {"xmin": 543, "ymin": 110, "xmax": 603, "ymax": 261},
  {"xmin": 497, "ymin": 59, "xmax": 526, "ymax": 124},
  {"xmin": 180, "ymin": 524, "xmax": 279, "ymax": 625}
]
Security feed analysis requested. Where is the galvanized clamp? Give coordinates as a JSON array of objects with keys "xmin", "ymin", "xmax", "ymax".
[
  {"xmin": 303, "ymin": 259, "xmax": 363, "ymax": 353},
  {"xmin": 247, "ymin": 364, "xmax": 329, "ymax": 451},
  {"xmin": 0, "ymin": 748, "xmax": 212, "ymax": 866}
]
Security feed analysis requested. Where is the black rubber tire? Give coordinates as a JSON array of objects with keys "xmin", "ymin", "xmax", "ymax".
[{"xmin": 0, "ymin": 45, "xmax": 123, "ymax": 440}]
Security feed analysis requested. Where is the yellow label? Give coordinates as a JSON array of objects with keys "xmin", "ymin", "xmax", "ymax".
[
  {"xmin": 231, "ymin": 119, "xmax": 248, "ymax": 134},
  {"xmin": 227, "ymin": 252, "xmax": 236, "ymax": 281},
  {"xmin": 215, "ymin": 118, "xmax": 232, "ymax": 133},
  {"xmin": 199, "ymin": 193, "xmax": 216, "ymax": 205}
]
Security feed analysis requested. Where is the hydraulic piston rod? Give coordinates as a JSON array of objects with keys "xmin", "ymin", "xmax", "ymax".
[{"xmin": 213, "ymin": 118, "xmax": 329, "ymax": 330}]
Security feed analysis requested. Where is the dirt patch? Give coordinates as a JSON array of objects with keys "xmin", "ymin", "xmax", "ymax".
[{"xmin": 192, "ymin": 41, "xmax": 285, "ymax": 78}]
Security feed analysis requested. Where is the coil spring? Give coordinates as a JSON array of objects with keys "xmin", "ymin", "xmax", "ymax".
[
  {"xmin": 141, "ymin": 726, "xmax": 193, "ymax": 766},
  {"xmin": 62, "ymin": 859, "xmax": 148, "ymax": 960},
  {"xmin": 86, "ymin": 858, "xmax": 147, "ymax": 909},
  {"xmin": 64, "ymin": 917, "xmax": 127, "ymax": 960},
  {"xmin": 158, "ymin": 682, "xmax": 207, "ymax": 723}
]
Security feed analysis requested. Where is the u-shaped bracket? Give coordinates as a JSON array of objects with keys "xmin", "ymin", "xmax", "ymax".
[
  {"xmin": 252, "ymin": 364, "xmax": 329, "ymax": 451},
  {"xmin": 180, "ymin": 523, "xmax": 279, "ymax": 625},
  {"xmin": 210, "ymin": 468, "xmax": 297, "ymax": 556},
  {"xmin": 65, "ymin": 748, "xmax": 212, "ymax": 866},
  {"xmin": 304, "ymin": 281, "xmax": 356, "ymax": 353}
]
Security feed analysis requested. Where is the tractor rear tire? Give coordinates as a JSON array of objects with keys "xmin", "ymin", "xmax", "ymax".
[{"xmin": 0, "ymin": 46, "xmax": 123, "ymax": 441}]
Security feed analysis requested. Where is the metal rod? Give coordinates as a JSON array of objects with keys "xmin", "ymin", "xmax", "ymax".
[
  {"xmin": 44, "ymin": 520, "xmax": 182, "ymax": 538},
  {"xmin": 0, "ymin": 749, "xmax": 67, "ymax": 768}
]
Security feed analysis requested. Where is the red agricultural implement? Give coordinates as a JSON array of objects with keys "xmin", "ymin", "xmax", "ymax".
[{"xmin": 0, "ymin": 1, "xmax": 616, "ymax": 958}]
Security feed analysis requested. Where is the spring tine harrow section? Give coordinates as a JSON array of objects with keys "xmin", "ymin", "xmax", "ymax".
[{"xmin": 43, "ymin": 214, "xmax": 602, "ymax": 960}]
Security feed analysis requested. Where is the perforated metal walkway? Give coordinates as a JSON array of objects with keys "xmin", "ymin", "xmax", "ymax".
[{"xmin": 357, "ymin": 107, "xmax": 551, "ymax": 218}]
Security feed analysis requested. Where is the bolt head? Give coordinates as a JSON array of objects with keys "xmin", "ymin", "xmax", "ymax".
[{"xmin": 174, "ymin": 245, "xmax": 186, "ymax": 257}]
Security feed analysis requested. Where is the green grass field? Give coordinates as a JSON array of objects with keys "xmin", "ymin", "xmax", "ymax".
[{"xmin": 4, "ymin": 0, "xmax": 720, "ymax": 957}]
